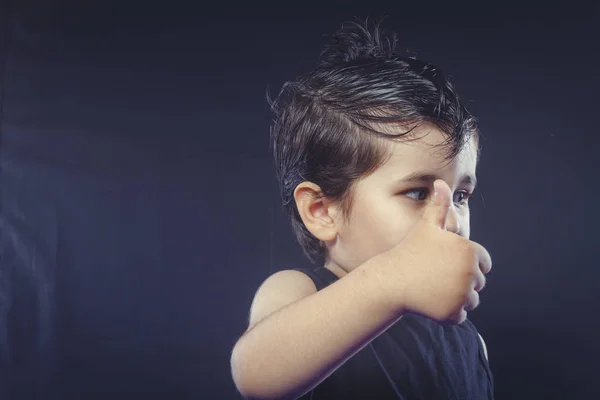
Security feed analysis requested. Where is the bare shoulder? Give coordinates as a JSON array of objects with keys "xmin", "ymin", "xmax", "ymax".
[{"xmin": 246, "ymin": 269, "xmax": 317, "ymax": 331}]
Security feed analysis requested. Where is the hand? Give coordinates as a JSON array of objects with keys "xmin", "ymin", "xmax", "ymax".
[{"xmin": 378, "ymin": 179, "xmax": 492, "ymax": 324}]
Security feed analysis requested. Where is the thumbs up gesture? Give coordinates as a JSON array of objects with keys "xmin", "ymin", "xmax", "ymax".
[{"xmin": 376, "ymin": 180, "xmax": 492, "ymax": 324}]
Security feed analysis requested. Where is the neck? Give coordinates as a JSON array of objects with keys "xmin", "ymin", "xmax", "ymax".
[{"xmin": 323, "ymin": 260, "xmax": 348, "ymax": 279}]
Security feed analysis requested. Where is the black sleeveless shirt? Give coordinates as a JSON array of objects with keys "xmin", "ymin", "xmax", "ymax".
[{"xmin": 293, "ymin": 267, "xmax": 494, "ymax": 400}]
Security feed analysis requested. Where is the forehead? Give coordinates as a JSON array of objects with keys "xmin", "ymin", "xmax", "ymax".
[{"xmin": 378, "ymin": 125, "xmax": 478, "ymax": 176}]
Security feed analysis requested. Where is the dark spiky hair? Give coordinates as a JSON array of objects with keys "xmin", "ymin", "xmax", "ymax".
[{"xmin": 269, "ymin": 19, "xmax": 479, "ymax": 264}]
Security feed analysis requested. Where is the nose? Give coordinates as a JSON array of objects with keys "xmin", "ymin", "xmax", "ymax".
[{"xmin": 445, "ymin": 205, "xmax": 461, "ymax": 235}]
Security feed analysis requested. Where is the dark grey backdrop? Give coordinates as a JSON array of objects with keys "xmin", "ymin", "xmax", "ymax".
[{"xmin": 1, "ymin": 1, "xmax": 599, "ymax": 399}]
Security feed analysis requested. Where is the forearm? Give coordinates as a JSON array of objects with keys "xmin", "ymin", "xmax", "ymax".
[{"xmin": 231, "ymin": 259, "xmax": 403, "ymax": 400}]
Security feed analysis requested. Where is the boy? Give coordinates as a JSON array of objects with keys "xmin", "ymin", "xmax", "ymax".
[{"xmin": 231, "ymin": 20, "xmax": 493, "ymax": 399}]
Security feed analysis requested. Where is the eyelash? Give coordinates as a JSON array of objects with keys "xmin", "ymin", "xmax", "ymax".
[{"xmin": 404, "ymin": 188, "xmax": 472, "ymax": 205}]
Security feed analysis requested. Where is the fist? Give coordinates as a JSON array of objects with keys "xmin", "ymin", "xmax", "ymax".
[{"xmin": 378, "ymin": 180, "xmax": 492, "ymax": 324}]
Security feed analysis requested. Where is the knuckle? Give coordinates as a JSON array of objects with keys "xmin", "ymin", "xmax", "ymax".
[{"xmin": 456, "ymin": 238, "xmax": 476, "ymax": 259}]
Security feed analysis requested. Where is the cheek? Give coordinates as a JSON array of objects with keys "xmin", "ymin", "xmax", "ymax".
[
  {"xmin": 459, "ymin": 210, "xmax": 471, "ymax": 238},
  {"xmin": 463, "ymin": 222, "xmax": 471, "ymax": 238},
  {"xmin": 386, "ymin": 215, "xmax": 421, "ymax": 248},
  {"xmin": 357, "ymin": 203, "xmax": 419, "ymax": 253}
]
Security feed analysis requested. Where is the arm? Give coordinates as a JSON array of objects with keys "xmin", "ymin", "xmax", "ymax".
[{"xmin": 230, "ymin": 260, "xmax": 404, "ymax": 400}]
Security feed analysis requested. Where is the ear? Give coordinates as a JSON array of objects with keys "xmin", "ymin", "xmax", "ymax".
[{"xmin": 293, "ymin": 182, "xmax": 339, "ymax": 242}]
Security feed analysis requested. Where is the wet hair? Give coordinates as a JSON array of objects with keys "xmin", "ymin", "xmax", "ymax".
[{"xmin": 268, "ymin": 19, "xmax": 479, "ymax": 265}]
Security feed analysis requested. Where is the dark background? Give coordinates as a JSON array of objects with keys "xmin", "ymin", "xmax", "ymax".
[{"xmin": 1, "ymin": 1, "xmax": 598, "ymax": 399}]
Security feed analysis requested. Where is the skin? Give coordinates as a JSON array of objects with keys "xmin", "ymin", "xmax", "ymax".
[
  {"xmin": 295, "ymin": 123, "xmax": 478, "ymax": 277},
  {"xmin": 230, "ymin": 123, "xmax": 490, "ymax": 400},
  {"xmin": 294, "ymin": 123, "xmax": 488, "ymax": 358}
]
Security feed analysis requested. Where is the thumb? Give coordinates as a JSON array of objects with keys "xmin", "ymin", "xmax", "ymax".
[{"xmin": 422, "ymin": 179, "xmax": 452, "ymax": 228}]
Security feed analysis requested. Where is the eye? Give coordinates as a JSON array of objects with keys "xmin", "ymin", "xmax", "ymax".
[
  {"xmin": 453, "ymin": 190, "xmax": 471, "ymax": 205},
  {"xmin": 403, "ymin": 188, "xmax": 472, "ymax": 205},
  {"xmin": 404, "ymin": 188, "xmax": 429, "ymax": 201}
]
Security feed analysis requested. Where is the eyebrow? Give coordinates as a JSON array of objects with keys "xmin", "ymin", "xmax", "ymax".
[{"xmin": 398, "ymin": 172, "xmax": 478, "ymax": 188}]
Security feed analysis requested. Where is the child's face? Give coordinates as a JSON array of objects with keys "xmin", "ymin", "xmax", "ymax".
[{"xmin": 326, "ymin": 124, "xmax": 479, "ymax": 277}]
